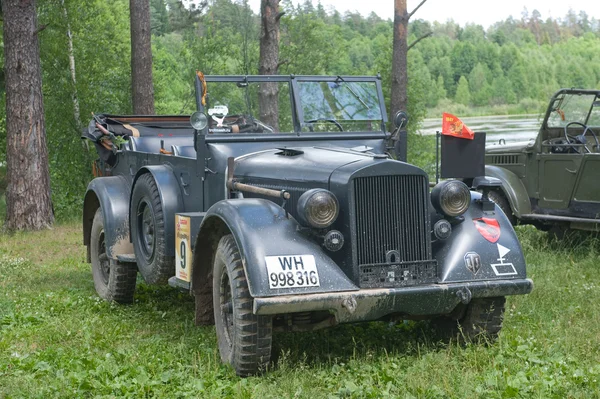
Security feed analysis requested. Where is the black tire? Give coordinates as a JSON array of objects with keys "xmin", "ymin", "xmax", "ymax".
[
  {"xmin": 90, "ymin": 208, "xmax": 137, "ymax": 303},
  {"xmin": 488, "ymin": 190, "xmax": 516, "ymax": 225},
  {"xmin": 213, "ymin": 235, "xmax": 272, "ymax": 376},
  {"xmin": 432, "ymin": 297, "xmax": 506, "ymax": 343},
  {"xmin": 131, "ymin": 173, "xmax": 173, "ymax": 285}
]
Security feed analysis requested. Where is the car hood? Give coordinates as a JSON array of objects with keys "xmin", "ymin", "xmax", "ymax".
[
  {"xmin": 485, "ymin": 140, "xmax": 535, "ymax": 153},
  {"xmin": 233, "ymin": 146, "xmax": 387, "ymax": 185}
]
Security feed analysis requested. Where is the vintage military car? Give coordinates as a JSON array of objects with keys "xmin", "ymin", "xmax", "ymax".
[
  {"xmin": 485, "ymin": 89, "xmax": 600, "ymax": 233},
  {"xmin": 82, "ymin": 74, "xmax": 532, "ymax": 376}
]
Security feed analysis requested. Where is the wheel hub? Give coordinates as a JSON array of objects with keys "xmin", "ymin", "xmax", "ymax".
[
  {"xmin": 139, "ymin": 202, "xmax": 156, "ymax": 259},
  {"xmin": 98, "ymin": 230, "xmax": 110, "ymax": 285},
  {"xmin": 220, "ymin": 269, "xmax": 234, "ymax": 351}
]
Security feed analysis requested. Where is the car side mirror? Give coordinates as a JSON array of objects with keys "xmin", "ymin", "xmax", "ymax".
[
  {"xmin": 392, "ymin": 111, "xmax": 409, "ymax": 162},
  {"xmin": 393, "ymin": 111, "xmax": 409, "ymax": 129}
]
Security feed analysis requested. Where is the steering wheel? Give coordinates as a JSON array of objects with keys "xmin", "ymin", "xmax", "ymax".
[
  {"xmin": 564, "ymin": 121, "xmax": 599, "ymax": 153},
  {"xmin": 306, "ymin": 118, "xmax": 344, "ymax": 132}
]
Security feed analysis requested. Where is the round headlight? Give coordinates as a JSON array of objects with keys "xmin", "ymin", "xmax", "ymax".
[
  {"xmin": 431, "ymin": 180, "xmax": 471, "ymax": 217},
  {"xmin": 297, "ymin": 189, "xmax": 339, "ymax": 228}
]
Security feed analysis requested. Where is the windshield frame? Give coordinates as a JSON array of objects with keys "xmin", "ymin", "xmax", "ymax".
[
  {"xmin": 202, "ymin": 75, "xmax": 388, "ymax": 136},
  {"xmin": 542, "ymin": 88, "xmax": 600, "ymax": 130}
]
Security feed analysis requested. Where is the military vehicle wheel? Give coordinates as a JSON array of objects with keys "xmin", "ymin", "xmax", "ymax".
[
  {"xmin": 213, "ymin": 234, "xmax": 272, "ymax": 376},
  {"xmin": 488, "ymin": 190, "xmax": 515, "ymax": 225},
  {"xmin": 131, "ymin": 173, "xmax": 173, "ymax": 285},
  {"xmin": 433, "ymin": 297, "xmax": 506, "ymax": 343},
  {"xmin": 91, "ymin": 208, "xmax": 137, "ymax": 303}
]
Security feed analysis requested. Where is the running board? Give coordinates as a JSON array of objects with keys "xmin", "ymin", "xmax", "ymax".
[
  {"xmin": 520, "ymin": 214, "xmax": 600, "ymax": 223},
  {"xmin": 168, "ymin": 276, "xmax": 191, "ymax": 292}
]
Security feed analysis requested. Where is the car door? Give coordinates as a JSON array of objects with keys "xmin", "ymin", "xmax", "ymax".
[
  {"xmin": 572, "ymin": 154, "xmax": 600, "ymax": 215},
  {"xmin": 538, "ymin": 152, "xmax": 584, "ymax": 209}
]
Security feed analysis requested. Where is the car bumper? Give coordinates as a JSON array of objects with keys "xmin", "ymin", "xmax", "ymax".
[{"xmin": 253, "ymin": 278, "xmax": 533, "ymax": 323}]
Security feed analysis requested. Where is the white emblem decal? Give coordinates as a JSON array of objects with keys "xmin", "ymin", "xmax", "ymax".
[{"xmin": 491, "ymin": 243, "xmax": 518, "ymax": 276}]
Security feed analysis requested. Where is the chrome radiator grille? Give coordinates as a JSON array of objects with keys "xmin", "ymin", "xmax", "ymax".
[{"xmin": 353, "ymin": 175, "xmax": 436, "ymax": 288}]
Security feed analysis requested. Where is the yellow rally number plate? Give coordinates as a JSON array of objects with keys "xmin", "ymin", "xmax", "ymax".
[{"xmin": 175, "ymin": 215, "xmax": 192, "ymax": 282}]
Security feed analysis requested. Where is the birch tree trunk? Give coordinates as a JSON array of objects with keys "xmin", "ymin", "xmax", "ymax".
[
  {"xmin": 130, "ymin": 0, "xmax": 155, "ymax": 114},
  {"xmin": 258, "ymin": 0, "xmax": 281, "ymax": 131},
  {"xmin": 3, "ymin": 0, "xmax": 54, "ymax": 230},
  {"xmin": 60, "ymin": 0, "xmax": 81, "ymax": 127}
]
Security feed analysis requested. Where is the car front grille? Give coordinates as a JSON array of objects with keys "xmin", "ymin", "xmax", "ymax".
[{"xmin": 353, "ymin": 175, "xmax": 436, "ymax": 288}]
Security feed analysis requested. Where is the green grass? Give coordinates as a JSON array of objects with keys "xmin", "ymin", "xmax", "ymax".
[{"xmin": 1, "ymin": 224, "xmax": 599, "ymax": 398}]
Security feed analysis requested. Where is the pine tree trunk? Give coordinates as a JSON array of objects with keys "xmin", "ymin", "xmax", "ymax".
[
  {"xmin": 60, "ymin": 0, "xmax": 81, "ymax": 128},
  {"xmin": 3, "ymin": 0, "xmax": 54, "ymax": 230},
  {"xmin": 258, "ymin": 0, "xmax": 281, "ymax": 131},
  {"xmin": 391, "ymin": 0, "xmax": 408, "ymax": 120},
  {"xmin": 130, "ymin": 0, "xmax": 155, "ymax": 114}
]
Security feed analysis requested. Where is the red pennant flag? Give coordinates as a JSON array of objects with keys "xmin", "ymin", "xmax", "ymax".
[{"xmin": 442, "ymin": 113, "xmax": 474, "ymax": 140}]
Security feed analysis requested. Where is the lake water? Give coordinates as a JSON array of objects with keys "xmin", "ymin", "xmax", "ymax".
[{"xmin": 419, "ymin": 114, "xmax": 543, "ymax": 144}]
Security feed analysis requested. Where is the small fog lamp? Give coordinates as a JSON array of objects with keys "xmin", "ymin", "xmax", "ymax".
[
  {"xmin": 297, "ymin": 189, "xmax": 339, "ymax": 229},
  {"xmin": 431, "ymin": 180, "xmax": 471, "ymax": 217},
  {"xmin": 324, "ymin": 230, "xmax": 344, "ymax": 252},
  {"xmin": 433, "ymin": 219, "xmax": 452, "ymax": 240}
]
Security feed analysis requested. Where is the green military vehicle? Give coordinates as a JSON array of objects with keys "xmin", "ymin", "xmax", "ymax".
[{"xmin": 484, "ymin": 89, "xmax": 600, "ymax": 233}]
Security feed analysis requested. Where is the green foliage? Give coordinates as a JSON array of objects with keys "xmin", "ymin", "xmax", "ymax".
[{"xmin": 455, "ymin": 75, "xmax": 471, "ymax": 105}]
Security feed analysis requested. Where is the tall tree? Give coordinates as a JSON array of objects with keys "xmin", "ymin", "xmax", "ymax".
[
  {"xmin": 130, "ymin": 0, "xmax": 155, "ymax": 114},
  {"xmin": 390, "ymin": 0, "xmax": 427, "ymax": 120},
  {"xmin": 258, "ymin": 0, "xmax": 282, "ymax": 131},
  {"xmin": 3, "ymin": 0, "xmax": 54, "ymax": 230}
]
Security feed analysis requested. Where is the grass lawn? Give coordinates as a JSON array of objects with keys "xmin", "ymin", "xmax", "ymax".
[{"xmin": 1, "ymin": 223, "xmax": 599, "ymax": 398}]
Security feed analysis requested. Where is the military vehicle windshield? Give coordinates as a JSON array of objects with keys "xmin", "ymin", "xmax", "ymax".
[
  {"xmin": 297, "ymin": 80, "xmax": 384, "ymax": 132},
  {"xmin": 202, "ymin": 76, "xmax": 386, "ymax": 135},
  {"xmin": 547, "ymin": 93, "xmax": 600, "ymax": 128}
]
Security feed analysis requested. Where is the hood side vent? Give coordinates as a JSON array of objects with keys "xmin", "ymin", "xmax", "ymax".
[{"xmin": 275, "ymin": 148, "xmax": 304, "ymax": 157}]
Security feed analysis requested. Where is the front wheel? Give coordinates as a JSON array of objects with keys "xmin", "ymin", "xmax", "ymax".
[
  {"xmin": 432, "ymin": 297, "xmax": 506, "ymax": 343},
  {"xmin": 90, "ymin": 208, "xmax": 137, "ymax": 303},
  {"xmin": 213, "ymin": 235, "xmax": 272, "ymax": 376}
]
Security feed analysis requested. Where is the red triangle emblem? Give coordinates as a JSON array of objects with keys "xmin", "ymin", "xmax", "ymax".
[{"xmin": 473, "ymin": 218, "xmax": 501, "ymax": 243}]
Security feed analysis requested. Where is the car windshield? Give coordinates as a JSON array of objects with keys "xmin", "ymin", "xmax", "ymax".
[
  {"xmin": 547, "ymin": 93, "xmax": 600, "ymax": 128},
  {"xmin": 298, "ymin": 80, "xmax": 384, "ymax": 132},
  {"xmin": 202, "ymin": 76, "xmax": 385, "ymax": 135}
]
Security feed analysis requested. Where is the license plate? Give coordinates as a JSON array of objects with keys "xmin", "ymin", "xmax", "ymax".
[{"xmin": 265, "ymin": 255, "xmax": 320, "ymax": 289}]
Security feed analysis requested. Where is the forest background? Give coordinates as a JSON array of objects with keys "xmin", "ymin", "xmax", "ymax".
[{"xmin": 1, "ymin": 0, "xmax": 600, "ymax": 220}]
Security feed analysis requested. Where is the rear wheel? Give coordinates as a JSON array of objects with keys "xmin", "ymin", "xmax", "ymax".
[
  {"xmin": 131, "ymin": 173, "xmax": 173, "ymax": 284},
  {"xmin": 213, "ymin": 235, "xmax": 272, "ymax": 376},
  {"xmin": 488, "ymin": 190, "xmax": 516, "ymax": 225},
  {"xmin": 90, "ymin": 208, "xmax": 137, "ymax": 303},
  {"xmin": 432, "ymin": 297, "xmax": 506, "ymax": 343}
]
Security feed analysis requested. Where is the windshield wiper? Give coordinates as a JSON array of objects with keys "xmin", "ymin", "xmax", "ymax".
[{"xmin": 335, "ymin": 76, "xmax": 369, "ymax": 110}]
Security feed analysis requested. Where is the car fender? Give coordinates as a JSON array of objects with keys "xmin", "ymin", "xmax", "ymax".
[
  {"xmin": 83, "ymin": 176, "xmax": 133, "ymax": 261},
  {"xmin": 434, "ymin": 191, "xmax": 528, "ymax": 284},
  {"xmin": 191, "ymin": 198, "xmax": 358, "ymax": 298},
  {"xmin": 484, "ymin": 165, "xmax": 531, "ymax": 217},
  {"xmin": 131, "ymin": 165, "xmax": 184, "ymax": 257}
]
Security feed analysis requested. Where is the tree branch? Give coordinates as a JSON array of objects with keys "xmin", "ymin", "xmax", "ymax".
[
  {"xmin": 33, "ymin": 23, "xmax": 49, "ymax": 36},
  {"xmin": 407, "ymin": 31, "xmax": 433, "ymax": 51},
  {"xmin": 408, "ymin": 0, "xmax": 427, "ymax": 19},
  {"xmin": 277, "ymin": 59, "xmax": 289, "ymax": 69},
  {"xmin": 276, "ymin": 11, "xmax": 285, "ymax": 21}
]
